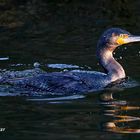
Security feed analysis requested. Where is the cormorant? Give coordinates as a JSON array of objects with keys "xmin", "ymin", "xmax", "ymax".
[{"xmin": 0, "ymin": 28, "xmax": 140, "ymax": 95}]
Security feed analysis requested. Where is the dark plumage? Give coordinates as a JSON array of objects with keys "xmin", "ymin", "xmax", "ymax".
[{"xmin": 0, "ymin": 28, "xmax": 140, "ymax": 95}]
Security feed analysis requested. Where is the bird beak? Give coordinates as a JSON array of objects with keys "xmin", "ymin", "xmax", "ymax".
[
  {"xmin": 116, "ymin": 35, "xmax": 140, "ymax": 45},
  {"xmin": 123, "ymin": 35, "xmax": 140, "ymax": 44}
]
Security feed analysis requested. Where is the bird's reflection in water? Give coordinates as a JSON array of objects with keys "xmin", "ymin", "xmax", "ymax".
[{"xmin": 100, "ymin": 91, "xmax": 140, "ymax": 133}]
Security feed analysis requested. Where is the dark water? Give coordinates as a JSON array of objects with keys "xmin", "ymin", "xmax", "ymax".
[{"xmin": 0, "ymin": 18, "xmax": 140, "ymax": 139}]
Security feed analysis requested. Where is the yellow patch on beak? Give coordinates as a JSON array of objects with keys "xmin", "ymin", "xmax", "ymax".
[
  {"xmin": 116, "ymin": 37, "xmax": 125, "ymax": 45},
  {"xmin": 116, "ymin": 34, "xmax": 129, "ymax": 45}
]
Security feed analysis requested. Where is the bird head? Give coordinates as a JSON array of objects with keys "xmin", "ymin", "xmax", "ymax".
[{"xmin": 97, "ymin": 28, "xmax": 140, "ymax": 51}]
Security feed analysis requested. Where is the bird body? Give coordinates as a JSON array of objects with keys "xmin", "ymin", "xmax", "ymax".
[
  {"xmin": 2, "ymin": 70, "xmax": 110, "ymax": 95},
  {"xmin": 0, "ymin": 28, "xmax": 140, "ymax": 95}
]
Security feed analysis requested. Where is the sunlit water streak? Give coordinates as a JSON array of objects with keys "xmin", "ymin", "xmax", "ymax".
[
  {"xmin": 0, "ymin": 57, "xmax": 9, "ymax": 61},
  {"xmin": 27, "ymin": 95, "xmax": 85, "ymax": 102}
]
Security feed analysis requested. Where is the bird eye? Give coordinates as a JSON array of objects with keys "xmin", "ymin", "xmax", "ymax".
[{"xmin": 119, "ymin": 34, "xmax": 128, "ymax": 38}]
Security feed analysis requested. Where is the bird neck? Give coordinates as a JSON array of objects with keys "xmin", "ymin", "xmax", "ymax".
[{"xmin": 97, "ymin": 46, "xmax": 126, "ymax": 82}]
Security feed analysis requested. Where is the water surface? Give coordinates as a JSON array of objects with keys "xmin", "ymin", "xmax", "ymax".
[{"xmin": 0, "ymin": 16, "xmax": 140, "ymax": 139}]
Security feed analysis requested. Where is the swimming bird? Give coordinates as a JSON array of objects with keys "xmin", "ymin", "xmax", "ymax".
[{"xmin": 0, "ymin": 28, "xmax": 140, "ymax": 95}]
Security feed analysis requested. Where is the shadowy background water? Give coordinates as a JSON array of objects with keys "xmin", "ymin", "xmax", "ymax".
[{"xmin": 0, "ymin": 0, "xmax": 140, "ymax": 139}]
